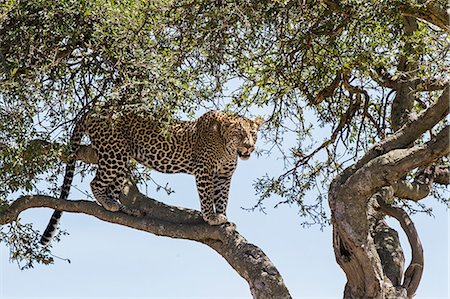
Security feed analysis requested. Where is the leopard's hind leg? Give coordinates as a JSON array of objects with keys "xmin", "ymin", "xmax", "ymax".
[{"xmin": 90, "ymin": 150, "xmax": 130, "ymax": 212}]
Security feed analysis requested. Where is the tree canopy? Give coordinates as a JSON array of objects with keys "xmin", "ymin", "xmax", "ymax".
[{"xmin": 1, "ymin": 0, "xmax": 449, "ymax": 298}]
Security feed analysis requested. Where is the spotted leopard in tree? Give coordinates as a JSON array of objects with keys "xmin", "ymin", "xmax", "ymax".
[{"xmin": 40, "ymin": 107, "xmax": 263, "ymax": 245}]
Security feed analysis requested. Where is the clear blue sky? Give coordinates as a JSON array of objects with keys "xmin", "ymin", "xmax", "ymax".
[{"xmin": 1, "ymin": 107, "xmax": 448, "ymax": 298}]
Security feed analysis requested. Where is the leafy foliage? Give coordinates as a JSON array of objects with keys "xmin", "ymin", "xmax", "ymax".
[
  {"xmin": 0, "ymin": 219, "xmax": 69, "ymax": 269},
  {"xmin": 0, "ymin": 0, "xmax": 448, "ymax": 266}
]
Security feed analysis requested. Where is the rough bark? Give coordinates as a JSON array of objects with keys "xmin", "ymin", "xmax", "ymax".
[{"xmin": 0, "ymin": 145, "xmax": 291, "ymax": 299}]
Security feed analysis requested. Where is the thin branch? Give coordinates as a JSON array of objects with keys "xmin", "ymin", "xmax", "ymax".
[
  {"xmin": 371, "ymin": 67, "xmax": 449, "ymax": 92},
  {"xmin": 284, "ymin": 78, "xmax": 367, "ymax": 176},
  {"xmin": 415, "ymin": 78, "xmax": 450, "ymax": 92}
]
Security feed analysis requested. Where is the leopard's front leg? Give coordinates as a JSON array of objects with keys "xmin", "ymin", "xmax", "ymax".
[
  {"xmin": 195, "ymin": 172, "xmax": 227, "ymax": 225},
  {"xmin": 213, "ymin": 174, "xmax": 232, "ymax": 216}
]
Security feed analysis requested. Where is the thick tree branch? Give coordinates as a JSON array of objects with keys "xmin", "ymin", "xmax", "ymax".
[
  {"xmin": 372, "ymin": 220, "xmax": 404, "ymax": 287},
  {"xmin": 341, "ymin": 126, "xmax": 449, "ymax": 204},
  {"xmin": 392, "ymin": 180, "xmax": 431, "ymax": 202},
  {"xmin": 0, "ymin": 183, "xmax": 291, "ymax": 299},
  {"xmin": 400, "ymin": 2, "xmax": 450, "ymax": 33},
  {"xmin": 369, "ymin": 190, "xmax": 405, "ymax": 291},
  {"xmin": 1, "ymin": 128, "xmax": 292, "ymax": 297}
]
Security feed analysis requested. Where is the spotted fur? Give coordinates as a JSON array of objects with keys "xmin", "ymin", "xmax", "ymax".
[{"xmin": 40, "ymin": 108, "xmax": 263, "ymax": 245}]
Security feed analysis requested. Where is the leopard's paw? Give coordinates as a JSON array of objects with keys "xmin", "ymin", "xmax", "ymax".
[
  {"xmin": 100, "ymin": 199, "xmax": 122, "ymax": 212},
  {"xmin": 205, "ymin": 213, "xmax": 228, "ymax": 225}
]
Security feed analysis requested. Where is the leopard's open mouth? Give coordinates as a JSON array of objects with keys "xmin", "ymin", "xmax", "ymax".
[{"xmin": 238, "ymin": 152, "xmax": 251, "ymax": 160}]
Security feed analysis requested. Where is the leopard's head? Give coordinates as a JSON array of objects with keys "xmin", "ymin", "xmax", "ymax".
[{"xmin": 223, "ymin": 116, "xmax": 264, "ymax": 160}]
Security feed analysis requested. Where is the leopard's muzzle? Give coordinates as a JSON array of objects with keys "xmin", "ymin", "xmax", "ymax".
[{"xmin": 237, "ymin": 146, "xmax": 254, "ymax": 160}]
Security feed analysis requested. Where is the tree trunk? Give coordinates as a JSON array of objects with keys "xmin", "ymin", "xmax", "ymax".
[{"xmin": 329, "ymin": 92, "xmax": 449, "ymax": 298}]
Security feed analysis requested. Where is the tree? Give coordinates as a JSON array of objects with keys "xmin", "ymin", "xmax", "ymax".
[{"xmin": 1, "ymin": 1, "xmax": 448, "ymax": 298}]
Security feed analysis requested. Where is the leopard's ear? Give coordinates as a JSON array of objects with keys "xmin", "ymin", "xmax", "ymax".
[{"xmin": 253, "ymin": 116, "xmax": 265, "ymax": 128}]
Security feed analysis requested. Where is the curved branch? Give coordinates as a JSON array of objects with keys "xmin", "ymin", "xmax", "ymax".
[
  {"xmin": 377, "ymin": 198, "xmax": 423, "ymax": 298},
  {"xmin": 0, "ymin": 186, "xmax": 291, "ymax": 299},
  {"xmin": 392, "ymin": 164, "xmax": 450, "ymax": 201},
  {"xmin": 329, "ymin": 126, "xmax": 448, "ymax": 298},
  {"xmin": 1, "ymin": 134, "xmax": 291, "ymax": 297}
]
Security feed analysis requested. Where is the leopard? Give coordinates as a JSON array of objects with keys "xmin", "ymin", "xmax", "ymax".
[{"xmin": 40, "ymin": 106, "xmax": 263, "ymax": 245}]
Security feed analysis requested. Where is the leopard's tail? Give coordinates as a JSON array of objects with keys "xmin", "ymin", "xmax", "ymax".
[{"xmin": 39, "ymin": 116, "xmax": 86, "ymax": 246}]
